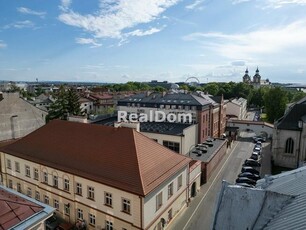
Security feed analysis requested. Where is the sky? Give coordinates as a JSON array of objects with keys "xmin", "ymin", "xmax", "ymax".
[{"xmin": 1, "ymin": 0, "xmax": 306, "ymax": 84}]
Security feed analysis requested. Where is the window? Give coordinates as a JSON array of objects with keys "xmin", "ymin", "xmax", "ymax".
[
  {"xmin": 27, "ymin": 187, "xmax": 32, "ymax": 197},
  {"xmin": 8, "ymin": 179, "xmax": 13, "ymax": 189},
  {"xmin": 163, "ymin": 141, "xmax": 180, "ymax": 153},
  {"xmin": 76, "ymin": 183, "xmax": 82, "ymax": 195},
  {"xmin": 34, "ymin": 168, "xmax": 39, "ymax": 180},
  {"xmin": 168, "ymin": 183, "xmax": 173, "ymax": 199},
  {"xmin": 106, "ymin": 221, "xmax": 113, "ymax": 230},
  {"xmin": 25, "ymin": 165, "xmax": 30, "ymax": 177},
  {"xmin": 35, "ymin": 191, "xmax": 40, "ymax": 201},
  {"xmin": 77, "ymin": 209, "xmax": 83, "ymax": 220},
  {"xmin": 64, "ymin": 204, "xmax": 70, "ymax": 215},
  {"xmin": 88, "ymin": 186, "xmax": 95, "ymax": 200},
  {"xmin": 285, "ymin": 138, "xmax": 294, "ymax": 154},
  {"xmin": 89, "ymin": 214, "xmax": 96, "ymax": 226},
  {"xmin": 105, "ymin": 192, "xmax": 112, "ymax": 207},
  {"xmin": 53, "ymin": 175, "xmax": 58, "ymax": 188},
  {"xmin": 64, "ymin": 179, "xmax": 70, "ymax": 191},
  {"xmin": 122, "ymin": 198, "xmax": 131, "ymax": 214},
  {"xmin": 156, "ymin": 192, "xmax": 163, "ymax": 211},
  {"xmin": 177, "ymin": 175, "xmax": 183, "ymax": 190},
  {"xmin": 7, "ymin": 159, "xmax": 11, "ymax": 169},
  {"xmin": 54, "ymin": 199, "xmax": 59, "ymax": 209},
  {"xmin": 17, "ymin": 183, "xmax": 21, "ymax": 193},
  {"xmin": 44, "ymin": 195, "xmax": 49, "ymax": 204},
  {"xmin": 43, "ymin": 172, "xmax": 48, "ymax": 183},
  {"xmin": 15, "ymin": 162, "xmax": 20, "ymax": 172}
]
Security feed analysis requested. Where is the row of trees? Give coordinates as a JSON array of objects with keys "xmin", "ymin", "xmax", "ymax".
[{"xmin": 45, "ymin": 82, "xmax": 305, "ymax": 124}]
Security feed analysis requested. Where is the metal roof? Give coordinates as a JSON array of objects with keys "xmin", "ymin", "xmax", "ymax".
[{"xmin": 213, "ymin": 166, "xmax": 306, "ymax": 230}]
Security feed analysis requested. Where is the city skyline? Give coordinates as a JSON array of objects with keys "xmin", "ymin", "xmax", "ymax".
[{"xmin": 1, "ymin": 0, "xmax": 306, "ymax": 83}]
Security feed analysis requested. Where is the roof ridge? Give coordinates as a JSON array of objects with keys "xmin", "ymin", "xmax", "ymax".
[{"xmin": 132, "ymin": 129, "xmax": 146, "ymax": 196}]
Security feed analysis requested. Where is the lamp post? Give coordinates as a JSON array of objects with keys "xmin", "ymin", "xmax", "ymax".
[{"xmin": 297, "ymin": 120, "xmax": 303, "ymax": 168}]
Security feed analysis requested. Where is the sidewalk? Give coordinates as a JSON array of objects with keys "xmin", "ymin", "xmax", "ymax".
[{"xmin": 260, "ymin": 141, "xmax": 272, "ymax": 177}]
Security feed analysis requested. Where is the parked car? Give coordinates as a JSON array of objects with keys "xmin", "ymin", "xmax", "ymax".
[
  {"xmin": 46, "ymin": 216, "xmax": 59, "ymax": 230},
  {"xmin": 250, "ymin": 153, "xmax": 259, "ymax": 161},
  {"xmin": 236, "ymin": 177, "xmax": 256, "ymax": 186},
  {"xmin": 253, "ymin": 136, "xmax": 266, "ymax": 143},
  {"xmin": 243, "ymin": 159, "xmax": 261, "ymax": 167},
  {"xmin": 238, "ymin": 172, "xmax": 261, "ymax": 181},
  {"xmin": 255, "ymin": 142, "xmax": 262, "ymax": 147},
  {"xmin": 235, "ymin": 183, "xmax": 255, "ymax": 188},
  {"xmin": 241, "ymin": 166, "xmax": 260, "ymax": 175},
  {"xmin": 253, "ymin": 146, "xmax": 262, "ymax": 153}
]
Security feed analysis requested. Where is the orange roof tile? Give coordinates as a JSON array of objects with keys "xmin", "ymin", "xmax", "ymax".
[
  {"xmin": 0, "ymin": 188, "xmax": 43, "ymax": 230},
  {"xmin": 1, "ymin": 120, "xmax": 191, "ymax": 196}
]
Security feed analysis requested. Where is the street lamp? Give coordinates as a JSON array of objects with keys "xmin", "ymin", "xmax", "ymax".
[{"xmin": 297, "ymin": 120, "xmax": 303, "ymax": 168}]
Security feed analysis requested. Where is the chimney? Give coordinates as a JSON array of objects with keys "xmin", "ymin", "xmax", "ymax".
[
  {"xmin": 162, "ymin": 91, "xmax": 167, "ymax": 97},
  {"xmin": 146, "ymin": 91, "xmax": 152, "ymax": 97}
]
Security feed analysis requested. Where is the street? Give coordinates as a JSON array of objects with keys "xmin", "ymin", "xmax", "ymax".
[{"xmin": 168, "ymin": 132, "xmax": 271, "ymax": 230}]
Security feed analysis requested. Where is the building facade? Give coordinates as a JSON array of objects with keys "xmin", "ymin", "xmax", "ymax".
[
  {"xmin": 272, "ymin": 97, "xmax": 306, "ymax": 168},
  {"xmin": 117, "ymin": 92, "xmax": 226, "ymax": 143},
  {"xmin": 0, "ymin": 120, "xmax": 201, "ymax": 230},
  {"xmin": 0, "ymin": 92, "xmax": 47, "ymax": 141},
  {"xmin": 226, "ymin": 97, "xmax": 247, "ymax": 120},
  {"xmin": 242, "ymin": 67, "xmax": 270, "ymax": 88}
]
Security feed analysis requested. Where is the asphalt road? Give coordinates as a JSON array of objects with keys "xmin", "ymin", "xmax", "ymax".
[{"xmin": 169, "ymin": 135, "xmax": 258, "ymax": 230}]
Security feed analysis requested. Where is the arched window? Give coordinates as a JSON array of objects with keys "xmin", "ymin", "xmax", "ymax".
[{"xmin": 285, "ymin": 138, "xmax": 294, "ymax": 154}]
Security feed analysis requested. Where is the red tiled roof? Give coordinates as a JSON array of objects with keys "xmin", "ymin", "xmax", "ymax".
[
  {"xmin": 0, "ymin": 188, "xmax": 43, "ymax": 230},
  {"xmin": 1, "ymin": 120, "xmax": 191, "ymax": 196}
]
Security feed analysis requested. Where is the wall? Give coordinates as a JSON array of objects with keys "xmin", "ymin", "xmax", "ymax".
[
  {"xmin": 272, "ymin": 128, "xmax": 305, "ymax": 168},
  {"xmin": 0, "ymin": 153, "xmax": 142, "ymax": 230},
  {"xmin": 143, "ymin": 167, "xmax": 188, "ymax": 230},
  {"xmin": 141, "ymin": 124, "xmax": 197, "ymax": 155},
  {"xmin": 0, "ymin": 93, "xmax": 47, "ymax": 141}
]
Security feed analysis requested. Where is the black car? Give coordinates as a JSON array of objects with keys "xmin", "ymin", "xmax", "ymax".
[
  {"xmin": 241, "ymin": 166, "xmax": 260, "ymax": 175},
  {"xmin": 250, "ymin": 153, "xmax": 259, "ymax": 161},
  {"xmin": 236, "ymin": 177, "xmax": 256, "ymax": 186},
  {"xmin": 243, "ymin": 159, "xmax": 261, "ymax": 167},
  {"xmin": 238, "ymin": 172, "xmax": 261, "ymax": 181}
]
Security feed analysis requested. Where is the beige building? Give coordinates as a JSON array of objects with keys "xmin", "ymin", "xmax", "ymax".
[
  {"xmin": 226, "ymin": 97, "xmax": 247, "ymax": 120},
  {"xmin": 0, "ymin": 92, "xmax": 47, "ymax": 141},
  {"xmin": 0, "ymin": 120, "xmax": 201, "ymax": 230}
]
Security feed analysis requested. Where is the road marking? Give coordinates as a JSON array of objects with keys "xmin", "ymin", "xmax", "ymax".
[{"xmin": 183, "ymin": 142, "xmax": 239, "ymax": 230}]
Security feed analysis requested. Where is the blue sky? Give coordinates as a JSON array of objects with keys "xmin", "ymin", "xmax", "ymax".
[{"xmin": 1, "ymin": 0, "xmax": 306, "ymax": 83}]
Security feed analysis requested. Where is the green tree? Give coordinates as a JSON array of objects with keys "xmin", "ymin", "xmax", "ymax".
[
  {"xmin": 203, "ymin": 83, "xmax": 219, "ymax": 95},
  {"xmin": 264, "ymin": 87, "xmax": 288, "ymax": 123},
  {"xmin": 46, "ymin": 86, "xmax": 83, "ymax": 122},
  {"xmin": 67, "ymin": 88, "xmax": 82, "ymax": 116}
]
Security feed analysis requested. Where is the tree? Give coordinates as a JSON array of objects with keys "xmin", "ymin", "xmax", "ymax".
[
  {"xmin": 203, "ymin": 83, "xmax": 219, "ymax": 95},
  {"xmin": 263, "ymin": 87, "xmax": 288, "ymax": 123},
  {"xmin": 46, "ymin": 86, "xmax": 83, "ymax": 122},
  {"xmin": 67, "ymin": 88, "xmax": 82, "ymax": 116}
]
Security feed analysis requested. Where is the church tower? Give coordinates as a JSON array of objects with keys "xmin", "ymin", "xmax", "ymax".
[
  {"xmin": 242, "ymin": 68, "xmax": 251, "ymax": 83},
  {"xmin": 253, "ymin": 67, "xmax": 261, "ymax": 83}
]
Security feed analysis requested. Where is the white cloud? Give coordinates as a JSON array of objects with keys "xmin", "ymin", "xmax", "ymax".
[
  {"xmin": 265, "ymin": 0, "xmax": 306, "ymax": 8},
  {"xmin": 17, "ymin": 7, "xmax": 46, "ymax": 18},
  {"xmin": 0, "ymin": 40, "xmax": 7, "ymax": 48},
  {"xmin": 186, "ymin": 0, "xmax": 205, "ymax": 10},
  {"xmin": 4, "ymin": 20, "xmax": 35, "ymax": 29},
  {"xmin": 231, "ymin": 0, "xmax": 251, "ymax": 4},
  {"xmin": 59, "ymin": 0, "xmax": 72, "ymax": 11},
  {"xmin": 183, "ymin": 20, "xmax": 306, "ymax": 59},
  {"xmin": 75, "ymin": 38, "xmax": 102, "ymax": 48},
  {"xmin": 58, "ymin": 0, "xmax": 179, "ymax": 39},
  {"xmin": 125, "ymin": 27, "xmax": 163, "ymax": 37}
]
